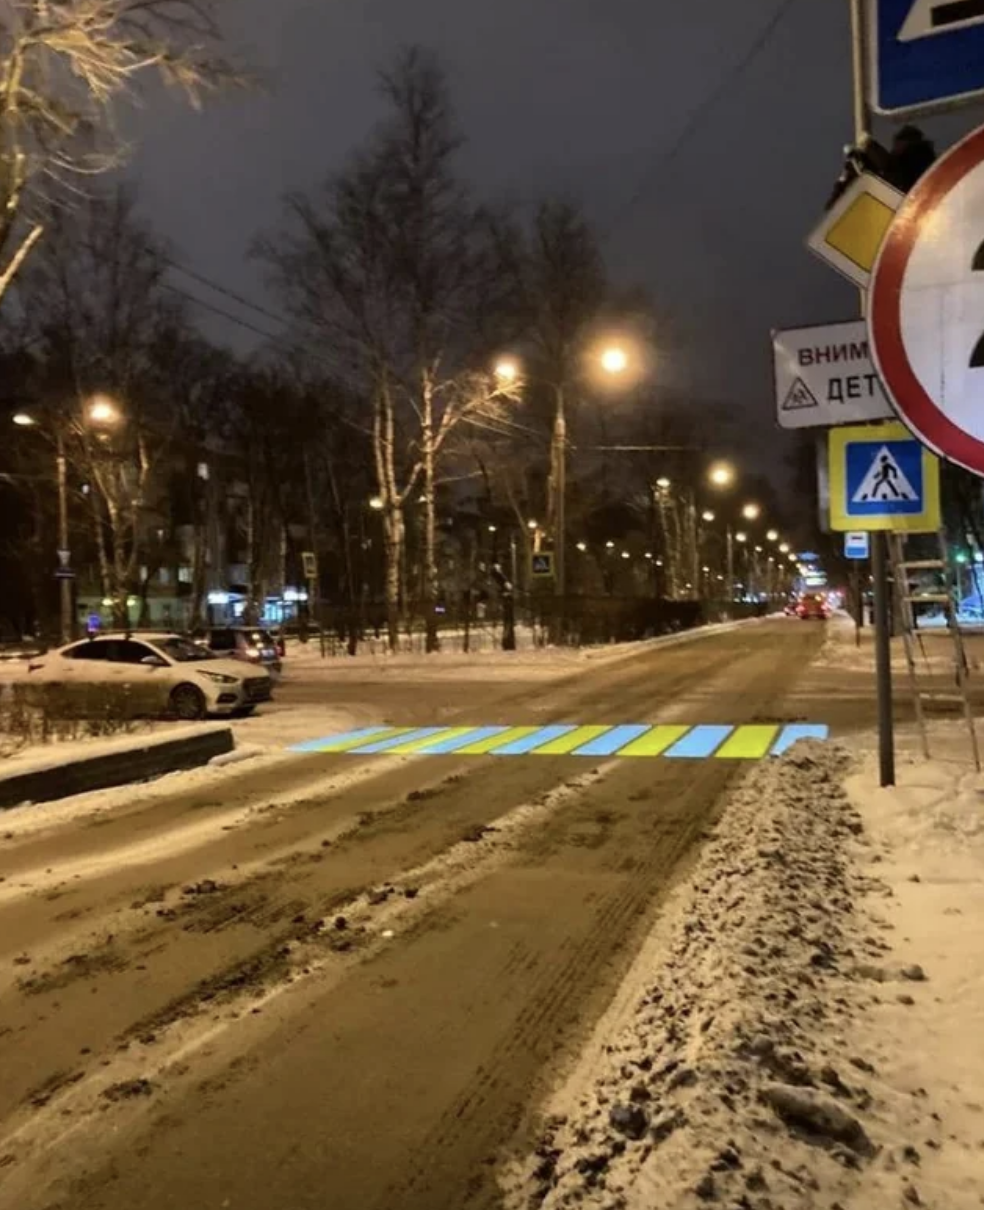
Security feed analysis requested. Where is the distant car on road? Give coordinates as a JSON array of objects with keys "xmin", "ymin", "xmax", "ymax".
[
  {"xmin": 27, "ymin": 633, "xmax": 272, "ymax": 720},
  {"xmin": 191, "ymin": 626, "xmax": 283, "ymax": 676},
  {"xmin": 796, "ymin": 594, "xmax": 830, "ymax": 621}
]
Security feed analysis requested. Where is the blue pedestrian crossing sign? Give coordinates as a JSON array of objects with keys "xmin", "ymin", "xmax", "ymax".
[
  {"xmin": 530, "ymin": 551, "xmax": 554, "ymax": 579},
  {"xmin": 828, "ymin": 421, "xmax": 940, "ymax": 532},
  {"xmin": 872, "ymin": 0, "xmax": 984, "ymax": 116},
  {"xmin": 844, "ymin": 532, "xmax": 870, "ymax": 560}
]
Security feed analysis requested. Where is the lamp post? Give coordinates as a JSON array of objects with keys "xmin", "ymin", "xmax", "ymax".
[
  {"xmin": 551, "ymin": 343, "xmax": 630, "ymax": 617},
  {"xmin": 11, "ymin": 396, "xmax": 121, "ymax": 642}
]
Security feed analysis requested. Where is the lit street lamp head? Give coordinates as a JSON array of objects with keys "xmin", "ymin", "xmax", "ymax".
[
  {"xmin": 708, "ymin": 462, "xmax": 735, "ymax": 488},
  {"xmin": 742, "ymin": 503, "xmax": 761, "ymax": 521},
  {"xmin": 766, "ymin": 529, "xmax": 779, "ymax": 542},
  {"xmin": 655, "ymin": 476, "xmax": 671, "ymax": 490},
  {"xmin": 526, "ymin": 518, "xmax": 538, "ymax": 530},
  {"xmin": 779, "ymin": 543, "xmax": 790, "ymax": 554},
  {"xmin": 494, "ymin": 358, "xmax": 519, "ymax": 383},
  {"xmin": 736, "ymin": 532, "xmax": 747, "ymax": 543},
  {"xmin": 701, "ymin": 510, "xmax": 715, "ymax": 522},
  {"xmin": 86, "ymin": 396, "xmax": 120, "ymax": 425},
  {"xmin": 369, "ymin": 495, "xmax": 384, "ymax": 511},
  {"xmin": 600, "ymin": 346, "xmax": 628, "ymax": 375},
  {"xmin": 12, "ymin": 412, "xmax": 36, "ymax": 427}
]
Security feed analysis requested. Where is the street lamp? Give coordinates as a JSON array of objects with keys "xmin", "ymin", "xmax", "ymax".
[
  {"xmin": 600, "ymin": 346, "xmax": 629, "ymax": 375},
  {"xmin": 779, "ymin": 542, "xmax": 790, "ymax": 554},
  {"xmin": 655, "ymin": 476, "xmax": 671, "ymax": 490},
  {"xmin": 701, "ymin": 510, "xmax": 715, "ymax": 523},
  {"xmin": 10, "ymin": 393, "xmax": 123, "ymax": 642},
  {"xmin": 369, "ymin": 495, "xmax": 384, "ymax": 511},
  {"xmin": 86, "ymin": 396, "xmax": 120, "ymax": 426},
  {"xmin": 576, "ymin": 541, "xmax": 587, "ymax": 552},
  {"xmin": 708, "ymin": 462, "xmax": 735, "ymax": 488},
  {"xmin": 736, "ymin": 532, "xmax": 747, "ymax": 543},
  {"xmin": 742, "ymin": 503, "xmax": 761, "ymax": 521},
  {"xmin": 494, "ymin": 358, "xmax": 519, "ymax": 384},
  {"xmin": 766, "ymin": 529, "xmax": 779, "ymax": 542}
]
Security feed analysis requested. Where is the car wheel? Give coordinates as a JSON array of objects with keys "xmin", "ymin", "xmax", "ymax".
[{"xmin": 169, "ymin": 683, "xmax": 207, "ymax": 721}]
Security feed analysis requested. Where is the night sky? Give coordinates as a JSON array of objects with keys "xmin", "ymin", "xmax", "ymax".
[{"xmin": 125, "ymin": 0, "xmax": 983, "ymax": 454}]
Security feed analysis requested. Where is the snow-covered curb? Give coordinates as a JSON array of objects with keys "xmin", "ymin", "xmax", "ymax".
[{"xmin": 503, "ymin": 740, "xmax": 983, "ymax": 1209}]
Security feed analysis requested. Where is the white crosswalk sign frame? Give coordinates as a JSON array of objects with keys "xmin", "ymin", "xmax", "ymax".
[{"xmin": 828, "ymin": 421, "xmax": 940, "ymax": 532}]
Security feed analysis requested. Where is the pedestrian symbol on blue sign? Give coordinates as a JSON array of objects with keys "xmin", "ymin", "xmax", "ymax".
[
  {"xmin": 846, "ymin": 439, "xmax": 924, "ymax": 516},
  {"xmin": 873, "ymin": 0, "xmax": 984, "ymax": 116}
]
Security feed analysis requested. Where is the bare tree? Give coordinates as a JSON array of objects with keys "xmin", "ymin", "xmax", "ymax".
[
  {"xmin": 0, "ymin": 0, "xmax": 237, "ymax": 309},
  {"xmin": 19, "ymin": 185, "xmax": 180, "ymax": 624},
  {"xmin": 260, "ymin": 48, "xmax": 515, "ymax": 652}
]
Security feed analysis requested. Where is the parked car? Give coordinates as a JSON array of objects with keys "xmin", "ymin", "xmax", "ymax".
[
  {"xmin": 796, "ymin": 594, "xmax": 830, "ymax": 621},
  {"xmin": 191, "ymin": 627, "xmax": 283, "ymax": 676},
  {"xmin": 27, "ymin": 633, "xmax": 272, "ymax": 720}
]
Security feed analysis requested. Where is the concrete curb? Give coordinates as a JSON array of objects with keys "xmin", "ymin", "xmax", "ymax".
[{"xmin": 0, "ymin": 727, "xmax": 234, "ymax": 811}]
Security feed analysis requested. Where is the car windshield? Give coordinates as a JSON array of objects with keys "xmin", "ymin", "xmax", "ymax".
[{"xmin": 157, "ymin": 636, "xmax": 215, "ymax": 663}]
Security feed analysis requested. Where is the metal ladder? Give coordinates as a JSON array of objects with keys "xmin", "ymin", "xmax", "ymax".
[{"xmin": 888, "ymin": 531, "xmax": 980, "ymax": 770}]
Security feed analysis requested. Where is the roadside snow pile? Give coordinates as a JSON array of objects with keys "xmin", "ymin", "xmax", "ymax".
[{"xmin": 505, "ymin": 741, "xmax": 975, "ymax": 1209}]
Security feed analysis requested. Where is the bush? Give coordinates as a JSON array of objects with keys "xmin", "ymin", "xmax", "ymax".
[{"xmin": 0, "ymin": 682, "xmax": 155, "ymax": 758}]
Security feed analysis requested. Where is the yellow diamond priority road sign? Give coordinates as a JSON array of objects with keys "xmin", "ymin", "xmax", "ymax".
[{"xmin": 807, "ymin": 173, "xmax": 903, "ymax": 288}]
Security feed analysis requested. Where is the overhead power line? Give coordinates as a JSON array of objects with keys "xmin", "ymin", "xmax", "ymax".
[{"xmin": 600, "ymin": 0, "xmax": 801, "ymax": 241}]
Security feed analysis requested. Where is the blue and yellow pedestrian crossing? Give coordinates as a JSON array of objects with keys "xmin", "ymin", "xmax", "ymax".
[{"xmin": 290, "ymin": 722, "xmax": 829, "ymax": 760}]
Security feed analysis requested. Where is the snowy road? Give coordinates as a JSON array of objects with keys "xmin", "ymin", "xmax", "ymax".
[{"xmin": 0, "ymin": 620, "xmax": 867, "ymax": 1210}]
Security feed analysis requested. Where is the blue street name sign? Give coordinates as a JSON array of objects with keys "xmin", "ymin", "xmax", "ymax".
[
  {"xmin": 872, "ymin": 0, "xmax": 984, "ymax": 116},
  {"xmin": 844, "ymin": 531, "xmax": 871, "ymax": 559}
]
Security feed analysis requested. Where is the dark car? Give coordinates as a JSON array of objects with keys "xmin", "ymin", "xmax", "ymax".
[{"xmin": 193, "ymin": 627, "xmax": 283, "ymax": 675}]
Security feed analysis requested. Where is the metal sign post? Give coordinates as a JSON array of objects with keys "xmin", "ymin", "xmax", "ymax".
[{"xmin": 852, "ymin": 0, "xmax": 895, "ymax": 787}]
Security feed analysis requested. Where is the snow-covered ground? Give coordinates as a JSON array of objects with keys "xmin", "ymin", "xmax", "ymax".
[
  {"xmin": 503, "ymin": 727, "xmax": 984, "ymax": 1209},
  {"xmin": 817, "ymin": 612, "xmax": 983, "ymax": 675}
]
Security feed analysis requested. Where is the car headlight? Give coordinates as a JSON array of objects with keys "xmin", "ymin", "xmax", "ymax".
[{"xmin": 198, "ymin": 670, "xmax": 238, "ymax": 685}]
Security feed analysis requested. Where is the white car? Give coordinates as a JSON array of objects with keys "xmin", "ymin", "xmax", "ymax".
[{"xmin": 28, "ymin": 633, "xmax": 272, "ymax": 720}]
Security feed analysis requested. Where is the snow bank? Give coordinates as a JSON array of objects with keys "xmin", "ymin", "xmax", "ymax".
[
  {"xmin": 504, "ymin": 738, "xmax": 984, "ymax": 1209},
  {"xmin": 816, "ymin": 612, "xmax": 980, "ymax": 675},
  {"xmin": 282, "ymin": 617, "xmax": 770, "ymax": 683}
]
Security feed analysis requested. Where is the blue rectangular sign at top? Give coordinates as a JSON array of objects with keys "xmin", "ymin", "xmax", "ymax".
[{"xmin": 872, "ymin": 0, "xmax": 984, "ymax": 115}]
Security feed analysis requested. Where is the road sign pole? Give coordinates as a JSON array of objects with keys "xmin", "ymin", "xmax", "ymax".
[
  {"xmin": 853, "ymin": 0, "xmax": 895, "ymax": 787},
  {"xmin": 872, "ymin": 531, "xmax": 896, "ymax": 785}
]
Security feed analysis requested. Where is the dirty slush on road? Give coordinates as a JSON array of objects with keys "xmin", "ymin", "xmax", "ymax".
[
  {"xmin": 504, "ymin": 742, "xmax": 966, "ymax": 1210},
  {"xmin": 0, "ymin": 625, "xmax": 841, "ymax": 1210}
]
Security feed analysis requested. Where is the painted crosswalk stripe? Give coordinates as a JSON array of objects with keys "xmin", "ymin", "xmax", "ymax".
[
  {"xmin": 492, "ymin": 725, "xmax": 578, "ymax": 755},
  {"xmin": 290, "ymin": 725, "xmax": 399, "ymax": 753},
  {"xmin": 770, "ymin": 723, "xmax": 830, "ymax": 756},
  {"xmin": 384, "ymin": 726, "xmax": 478, "ymax": 755},
  {"xmin": 532, "ymin": 725, "xmax": 612, "ymax": 755},
  {"xmin": 617, "ymin": 724, "xmax": 691, "ymax": 758},
  {"xmin": 455, "ymin": 725, "xmax": 537, "ymax": 755},
  {"xmin": 415, "ymin": 726, "xmax": 511, "ymax": 755},
  {"xmin": 573, "ymin": 724, "xmax": 651, "ymax": 757},
  {"xmin": 349, "ymin": 726, "xmax": 446, "ymax": 754},
  {"xmin": 715, "ymin": 724, "xmax": 780, "ymax": 760},
  {"xmin": 665, "ymin": 725, "xmax": 734, "ymax": 759}
]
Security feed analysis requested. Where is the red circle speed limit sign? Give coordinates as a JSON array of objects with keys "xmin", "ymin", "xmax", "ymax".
[{"xmin": 869, "ymin": 122, "xmax": 984, "ymax": 477}]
